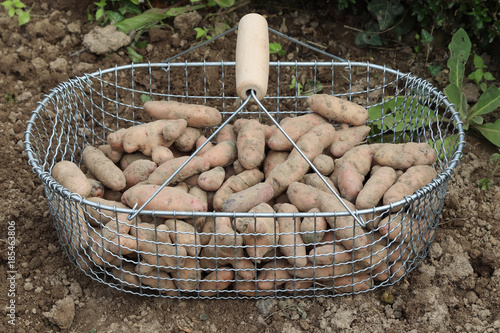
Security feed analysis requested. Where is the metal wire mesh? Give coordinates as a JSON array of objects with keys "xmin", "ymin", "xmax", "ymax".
[{"xmin": 25, "ymin": 60, "xmax": 465, "ymax": 299}]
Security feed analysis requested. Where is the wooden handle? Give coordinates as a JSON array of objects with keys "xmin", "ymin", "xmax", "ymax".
[{"xmin": 235, "ymin": 13, "xmax": 269, "ymax": 101}]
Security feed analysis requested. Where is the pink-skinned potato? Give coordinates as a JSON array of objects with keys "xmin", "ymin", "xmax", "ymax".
[
  {"xmin": 52, "ymin": 160, "xmax": 92, "ymax": 197},
  {"xmin": 122, "ymin": 184, "xmax": 207, "ymax": 214}
]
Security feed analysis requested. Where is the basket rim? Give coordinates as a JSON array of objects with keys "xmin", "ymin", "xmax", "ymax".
[{"xmin": 24, "ymin": 61, "xmax": 466, "ymax": 222}]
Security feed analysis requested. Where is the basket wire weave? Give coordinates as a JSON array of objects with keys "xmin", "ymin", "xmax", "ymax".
[{"xmin": 24, "ymin": 29, "xmax": 465, "ymax": 299}]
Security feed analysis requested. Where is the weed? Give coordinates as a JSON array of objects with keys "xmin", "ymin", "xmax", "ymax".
[
  {"xmin": 1, "ymin": 0, "xmax": 30, "ymax": 26},
  {"xmin": 269, "ymin": 42, "xmax": 286, "ymax": 56},
  {"xmin": 477, "ymin": 150, "xmax": 500, "ymax": 190},
  {"xmin": 444, "ymin": 28, "xmax": 500, "ymax": 147}
]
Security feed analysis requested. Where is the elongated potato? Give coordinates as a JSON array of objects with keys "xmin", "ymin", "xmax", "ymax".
[
  {"xmin": 122, "ymin": 184, "xmax": 207, "ymax": 213},
  {"xmin": 337, "ymin": 160, "xmax": 364, "ymax": 203},
  {"xmin": 307, "ymin": 94, "xmax": 369, "ymax": 126},
  {"xmin": 98, "ymin": 144, "xmax": 123, "ymax": 163},
  {"xmin": 174, "ymin": 127, "xmax": 201, "ymax": 152},
  {"xmin": 329, "ymin": 125, "xmax": 371, "ymax": 157},
  {"xmin": 237, "ymin": 119, "xmax": 266, "ymax": 170},
  {"xmin": 147, "ymin": 156, "xmax": 210, "ymax": 185},
  {"xmin": 144, "ymin": 100, "xmax": 222, "ymax": 127},
  {"xmin": 356, "ymin": 167, "xmax": 397, "ymax": 209},
  {"xmin": 83, "ymin": 146, "xmax": 126, "ymax": 191},
  {"xmin": 198, "ymin": 166, "xmax": 226, "ymax": 191},
  {"xmin": 212, "ymin": 169, "xmax": 264, "ymax": 211},
  {"xmin": 383, "ymin": 165, "xmax": 437, "ymax": 205},
  {"xmin": 216, "ymin": 124, "xmax": 236, "ymax": 143},
  {"xmin": 267, "ymin": 113, "xmax": 326, "ymax": 151},
  {"xmin": 221, "ymin": 182, "xmax": 274, "ymax": 213},
  {"xmin": 195, "ymin": 135, "xmax": 214, "ymax": 155},
  {"xmin": 263, "ymin": 150, "xmax": 289, "ymax": 179},
  {"xmin": 201, "ymin": 141, "xmax": 238, "ymax": 168},
  {"xmin": 320, "ymin": 195, "xmax": 370, "ymax": 257},
  {"xmin": 123, "ymin": 159, "xmax": 157, "ymax": 189},
  {"xmin": 256, "ymin": 259, "xmax": 292, "ymax": 290},
  {"xmin": 52, "ymin": 160, "xmax": 92, "ymax": 197},
  {"xmin": 151, "ymin": 146, "xmax": 174, "ymax": 165},
  {"xmin": 238, "ymin": 203, "xmax": 278, "ymax": 261},
  {"xmin": 277, "ymin": 204, "xmax": 307, "ymax": 267},
  {"xmin": 107, "ymin": 128, "xmax": 127, "ymax": 152},
  {"xmin": 300, "ymin": 208, "xmax": 328, "ymax": 244},
  {"xmin": 199, "ymin": 268, "xmax": 234, "ymax": 296},
  {"xmin": 164, "ymin": 219, "xmax": 202, "ymax": 256},
  {"xmin": 162, "ymin": 119, "xmax": 188, "ymax": 141},
  {"xmin": 122, "ymin": 120, "xmax": 178, "ymax": 156}
]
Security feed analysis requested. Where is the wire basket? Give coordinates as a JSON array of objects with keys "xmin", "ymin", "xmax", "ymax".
[{"xmin": 25, "ymin": 16, "xmax": 465, "ymax": 299}]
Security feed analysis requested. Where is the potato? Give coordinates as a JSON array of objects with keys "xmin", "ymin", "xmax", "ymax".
[
  {"xmin": 147, "ymin": 156, "xmax": 210, "ymax": 185},
  {"xmin": 52, "ymin": 160, "xmax": 92, "ymax": 197},
  {"xmin": 174, "ymin": 127, "xmax": 201, "ymax": 152},
  {"xmin": 83, "ymin": 146, "xmax": 126, "ymax": 191},
  {"xmin": 98, "ymin": 144, "xmax": 123, "ymax": 163},
  {"xmin": 237, "ymin": 119, "xmax": 266, "ymax": 170},
  {"xmin": 307, "ymin": 94, "xmax": 369, "ymax": 126},
  {"xmin": 212, "ymin": 169, "xmax": 264, "ymax": 211},
  {"xmin": 356, "ymin": 166, "xmax": 397, "ymax": 209},
  {"xmin": 221, "ymin": 182, "xmax": 274, "ymax": 213},
  {"xmin": 277, "ymin": 204, "xmax": 307, "ymax": 267},
  {"xmin": 199, "ymin": 268, "xmax": 234, "ymax": 296},
  {"xmin": 201, "ymin": 141, "xmax": 238, "ymax": 168},
  {"xmin": 122, "ymin": 184, "xmax": 207, "ymax": 214},
  {"xmin": 383, "ymin": 165, "xmax": 437, "ymax": 205},
  {"xmin": 267, "ymin": 113, "xmax": 326, "ymax": 151},
  {"xmin": 144, "ymin": 100, "xmax": 222, "ymax": 127},
  {"xmin": 123, "ymin": 159, "xmax": 157, "ymax": 189}
]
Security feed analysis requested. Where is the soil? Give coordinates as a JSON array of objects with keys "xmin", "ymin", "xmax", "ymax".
[{"xmin": 1, "ymin": 1, "xmax": 500, "ymax": 332}]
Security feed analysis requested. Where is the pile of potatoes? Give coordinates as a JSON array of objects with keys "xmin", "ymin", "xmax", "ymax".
[{"xmin": 52, "ymin": 94, "xmax": 439, "ymax": 296}]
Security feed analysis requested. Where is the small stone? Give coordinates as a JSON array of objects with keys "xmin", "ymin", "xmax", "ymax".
[
  {"xmin": 24, "ymin": 282, "xmax": 34, "ymax": 291},
  {"xmin": 50, "ymin": 58, "xmax": 68, "ymax": 72},
  {"xmin": 83, "ymin": 25, "xmax": 132, "ymax": 55},
  {"xmin": 43, "ymin": 296, "xmax": 75, "ymax": 329},
  {"xmin": 255, "ymin": 299, "xmax": 277, "ymax": 316},
  {"xmin": 199, "ymin": 313, "xmax": 208, "ymax": 321}
]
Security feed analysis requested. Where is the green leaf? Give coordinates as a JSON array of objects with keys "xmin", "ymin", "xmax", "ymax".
[
  {"xmin": 355, "ymin": 31, "xmax": 382, "ymax": 46},
  {"xmin": 477, "ymin": 177, "xmax": 492, "ymax": 191},
  {"xmin": 472, "ymin": 116, "xmax": 483, "ymax": 125},
  {"xmin": 140, "ymin": 94, "xmax": 151, "ymax": 103},
  {"xmin": 484, "ymin": 72, "xmax": 495, "ymax": 81},
  {"xmin": 491, "ymin": 153, "xmax": 500, "ymax": 163},
  {"xmin": 2, "ymin": 1, "xmax": 14, "ymax": 7},
  {"xmin": 194, "ymin": 27, "xmax": 207, "ymax": 39},
  {"xmin": 8, "ymin": 7, "xmax": 14, "ymax": 16},
  {"xmin": 447, "ymin": 28, "xmax": 471, "ymax": 90},
  {"xmin": 473, "ymin": 54, "xmax": 485, "ymax": 69},
  {"xmin": 126, "ymin": 47, "xmax": 142, "ymax": 62},
  {"xmin": 106, "ymin": 10, "xmax": 124, "ymax": 24},
  {"xmin": 269, "ymin": 42, "xmax": 283, "ymax": 55},
  {"xmin": 367, "ymin": 0, "xmax": 405, "ymax": 30},
  {"xmin": 428, "ymin": 64, "xmax": 441, "ymax": 77},
  {"xmin": 215, "ymin": 0, "xmax": 234, "ymax": 8},
  {"xmin": 96, "ymin": 8, "xmax": 104, "ymax": 20},
  {"xmin": 474, "ymin": 118, "xmax": 500, "ymax": 147},
  {"xmin": 468, "ymin": 85, "xmax": 500, "ymax": 120},
  {"xmin": 17, "ymin": 10, "xmax": 29, "ymax": 25},
  {"xmin": 115, "ymin": 6, "xmax": 205, "ymax": 34},
  {"xmin": 428, "ymin": 135, "xmax": 459, "ymax": 160},
  {"xmin": 421, "ymin": 29, "xmax": 433, "ymax": 44},
  {"xmin": 14, "ymin": 1, "xmax": 25, "ymax": 8},
  {"xmin": 444, "ymin": 83, "xmax": 468, "ymax": 120}
]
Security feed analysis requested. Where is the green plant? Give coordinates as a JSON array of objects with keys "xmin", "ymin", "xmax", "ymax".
[
  {"xmin": 477, "ymin": 150, "xmax": 500, "ymax": 190},
  {"xmin": 444, "ymin": 28, "xmax": 500, "ymax": 147},
  {"xmin": 194, "ymin": 21, "xmax": 230, "ymax": 40},
  {"xmin": 1, "ymin": 0, "xmax": 30, "ymax": 26},
  {"xmin": 289, "ymin": 77, "xmax": 303, "ymax": 96},
  {"xmin": 4, "ymin": 93, "xmax": 15, "ymax": 105},
  {"xmin": 269, "ymin": 42, "xmax": 286, "ymax": 56},
  {"xmin": 467, "ymin": 54, "xmax": 496, "ymax": 91},
  {"xmin": 355, "ymin": 0, "xmax": 410, "ymax": 46}
]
